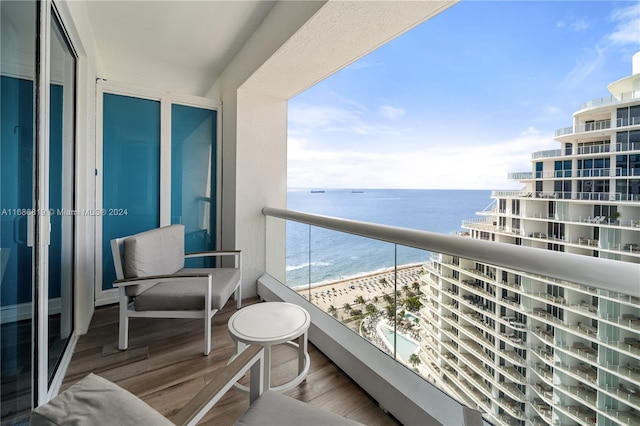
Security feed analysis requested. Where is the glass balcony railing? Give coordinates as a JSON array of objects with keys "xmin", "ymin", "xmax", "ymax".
[
  {"xmin": 578, "ymin": 90, "xmax": 640, "ymax": 111},
  {"xmin": 531, "ymin": 149, "xmax": 562, "ymax": 159},
  {"xmin": 262, "ymin": 206, "xmax": 640, "ymax": 425}
]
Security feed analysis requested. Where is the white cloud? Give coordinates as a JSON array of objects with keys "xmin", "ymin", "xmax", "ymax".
[
  {"xmin": 608, "ymin": 4, "xmax": 640, "ymax": 45},
  {"xmin": 378, "ymin": 105, "xmax": 406, "ymax": 119},
  {"xmin": 289, "ymin": 100, "xmax": 407, "ymax": 137},
  {"xmin": 544, "ymin": 105, "xmax": 563, "ymax": 115},
  {"xmin": 569, "ymin": 19, "xmax": 589, "ymax": 32},
  {"xmin": 560, "ymin": 45, "xmax": 606, "ymax": 89},
  {"xmin": 560, "ymin": 4, "xmax": 639, "ymax": 88},
  {"xmin": 287, "ymin": 129, "xmax": 555, "ymax": 190}
]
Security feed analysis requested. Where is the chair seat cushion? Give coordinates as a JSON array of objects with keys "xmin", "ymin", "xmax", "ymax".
[
  {"xmin": 235, "ymin": 390, "xmax": 363, "ymax": 426},
  {"xmin": 134, "ymin": 268, "xmax": 240, "ymax": 311},
  {"xmin": 29, "ymin": 373, "xmax": 173, "ymax": 426}
]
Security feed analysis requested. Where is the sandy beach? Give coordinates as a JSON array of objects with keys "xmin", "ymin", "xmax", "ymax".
[{"xmin": 294, "ymin": 264, "xmax": 424, "ymax": 314}]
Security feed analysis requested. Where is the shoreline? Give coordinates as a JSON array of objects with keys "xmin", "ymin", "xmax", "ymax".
[
  {"xmin": 290, "ymin": 262, "xmax": 425, "ymax": 292},
  {"xmin": 293, "ymin": 263, "xmax": 425, "ymax": 313}
]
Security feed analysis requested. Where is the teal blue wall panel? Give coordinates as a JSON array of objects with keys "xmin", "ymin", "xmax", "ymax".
[
  {"xmin": 102, "ymin": 94, "xmax": 160, "ymax": 290},
  {"xmin": 1, "ymin": 76, "xmax": 34, "ymax": 306}
]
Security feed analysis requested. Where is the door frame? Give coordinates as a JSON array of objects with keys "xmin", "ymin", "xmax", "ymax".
[{"xmin": 94, "ymin": 81, "xmax": 221, "ymax": 305}]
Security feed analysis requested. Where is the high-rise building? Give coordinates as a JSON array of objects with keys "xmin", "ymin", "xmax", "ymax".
[{"xmin": 420, "ymin": 52, "xmax": 640, "ymax": 426}]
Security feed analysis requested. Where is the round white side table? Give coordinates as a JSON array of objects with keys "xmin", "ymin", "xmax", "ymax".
[{"xmin": 228, "ymin": 302, "xmax": 311, "ymax": 392}]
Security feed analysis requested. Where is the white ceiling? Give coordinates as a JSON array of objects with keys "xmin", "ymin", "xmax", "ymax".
[{"xmin": 85, "ymin": 1, "xmax": 277, "ymax": 96}]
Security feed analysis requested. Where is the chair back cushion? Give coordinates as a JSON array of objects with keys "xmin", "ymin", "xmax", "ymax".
[{"xmin": 123, "ymin": 224, "xmax": 185, "ymax": 279}]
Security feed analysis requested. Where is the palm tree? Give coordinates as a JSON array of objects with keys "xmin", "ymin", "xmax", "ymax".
[
  {"xmin": 411, "ymin": 281, "xmax": 420, "ymax": 293},
  {"xmin": 409, "ymin": 353, "xmax": 420, "ymax": 369},
  {"xmin": 385, "ymin": 305, "xmax": 395, "ymax": 320},
  {"xmin": 355, "ymin": 295, "xmax": 366, "ymax": 310},
  {"xmin": 328, "ymin": 305, "xmax": 338, "ymax": 318},
  {"xmin": 372, "ymin": 295, "xmax": 379, "ymax": 307},
  {"xmin": 365, "ymin": 303, "xmax": 377, "ymax": 316},
  {"xmin": 343, "ymin": 303, "xmax": 352, "ymax": 316},
  {"xmin": 382, "ymin": 293, "xmax": 394, "ymax": 306},
  {"xmin": 379, "ymin": 277, "xmax": 388, "ymax": 286},
  {"xmin": 402, "ymin": 284, "xmax": 410, "ymax": 296}
]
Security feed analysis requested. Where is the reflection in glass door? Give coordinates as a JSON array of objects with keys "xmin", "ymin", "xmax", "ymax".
[
  {"xmin": 171, "ymin": 104, "xmax": 217, "ymax": 267},
  {"xmin": 1, "ymin": 1, "xmax": 36, "ymax": 421},
  {"xmin": 48, "ymin": 11, "xmax": 75, "ymax": 384}
]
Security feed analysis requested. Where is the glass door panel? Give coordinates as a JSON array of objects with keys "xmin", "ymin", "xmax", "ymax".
[
  {"xmin": 48, "ymin": 12, "xmax": 75, "ymax": 384},
  {"xmin": 1, "ymin": 0, "xmax": 36, "ymax": 421},
  {"xmin": 102, "ymin": 94, "xmax": 160, "ymax": 290},
  {"xmin": 170, "ymin": 104, "xmax": 216, "ymax": 267}
]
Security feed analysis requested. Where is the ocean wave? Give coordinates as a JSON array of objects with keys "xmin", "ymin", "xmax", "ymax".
[{"xmin": 286, "ymin": 261, "xmax": 331, "ymax": 272}]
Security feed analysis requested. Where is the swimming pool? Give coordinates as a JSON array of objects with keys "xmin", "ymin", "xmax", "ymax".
[
  {"xmin": 379, "ymin": 324, "xmax": 418, "ymax": 362},
  {"xmin": 404, "ymin": 312, "xmax": 419, "ymax": 323}
]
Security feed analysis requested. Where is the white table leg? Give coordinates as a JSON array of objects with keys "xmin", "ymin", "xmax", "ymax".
[
  {"xmin": 263, "ymin": 343, "xmax": 272, "ymax": 389},
  {"xmin": 298, "ymin": 331, "xmax": 308, "ymax": 375}
]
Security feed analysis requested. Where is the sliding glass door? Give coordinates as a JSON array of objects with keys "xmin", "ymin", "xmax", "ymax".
[
  {"xmin": 1, "ymin": 2, "xmax": 76, "ymax": 421},
  {"xmin": 1, "ymin": 1, "xmax": 37, "ymax": 420},
  {"xmin": 48, "ymin": 11, "xmax": 76, "ymax": 385}
]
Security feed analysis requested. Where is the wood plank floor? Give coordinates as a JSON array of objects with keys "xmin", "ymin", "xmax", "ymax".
[{"xmin": 63, "ymin": 298, "xmax": 400, "ymax": 425}]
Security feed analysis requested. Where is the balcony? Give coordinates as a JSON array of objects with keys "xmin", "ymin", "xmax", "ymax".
[
  {"xmin": 554, "ymin": 116, "xmax": 640, "ymax": 139},
  {"xmin": 578, "ymin": 91, "xmax": 640, "ymax": 110},
  {"xmin": 531, "ymin": 149, "xmax": 562, "ymax": 159},
  {"xmin": 259, "ymin": 207, "xmax": 640, "ymax": 424},
  {"xmin": 62, "ymin": 301, "xmax": 398, "ymax": 425}
]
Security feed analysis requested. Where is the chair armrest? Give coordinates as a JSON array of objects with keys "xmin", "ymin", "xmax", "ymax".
[
  {"xmin": 185, "ymin": 250, "xmax": 241, "ymax": 268},
  {"xmin": 172, "ymin": 344, "xmax": 264, "ymax": 426},
  {"xmin": 185, "ymin": 250, "xmax": 240, "ymax": 259},
  {"xmin": 113, "ymin": 273, "xmax": 211, "ymax": 288}
]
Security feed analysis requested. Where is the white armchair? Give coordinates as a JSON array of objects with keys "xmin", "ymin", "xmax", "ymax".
[{"xmin": 110, "ymin": 224, "xmax": 241, "ymax": 355}]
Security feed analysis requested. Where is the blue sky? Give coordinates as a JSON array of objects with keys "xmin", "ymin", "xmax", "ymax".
[{"xmin": 287, "ymin": 1, "xmax": 640, "ymax": 190}]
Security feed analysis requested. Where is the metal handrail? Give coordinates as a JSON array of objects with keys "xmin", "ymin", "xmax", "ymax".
[{"xmin": 263, "ymin": 206, "xmax": 640, "ymax": 297}]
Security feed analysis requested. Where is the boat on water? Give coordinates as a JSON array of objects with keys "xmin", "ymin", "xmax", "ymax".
[
  {"xmin": 420, "ymin": 52, "xmax": 640, "ymax": 425},
  {"xmin": 310, "ymin": 189, "xmax": 325, "ymax": 193}
]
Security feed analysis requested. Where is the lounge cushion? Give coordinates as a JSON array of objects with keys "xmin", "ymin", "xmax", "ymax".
[
  {"xmin": 235, "ymin": 390, "xmax": 363, "ymax": 426},
  {"xmin": 134, "ymin": 268, "xmax": 240, "ymax": 311},
  {"xmin": 123, "ymin": 224, "xmax": 185, "ymax": 297},
  {"xmin": 123, "ymin": 224, "xmax": 185, "ymax": 279},
  {"xmin": 29, "ymin": 373, "xmax": 172, "ymax": 426}
]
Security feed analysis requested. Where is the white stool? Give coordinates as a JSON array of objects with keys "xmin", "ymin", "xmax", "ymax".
[{"xmin": 228, "ymin": 302, "xmax": 311, "ymax": 392}]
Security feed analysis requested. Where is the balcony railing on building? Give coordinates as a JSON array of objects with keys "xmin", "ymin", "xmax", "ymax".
[
  {"xmin": 262, "ymin": 206, "xmax": 640, "ymax": 426},
  {"xmin": 578, "ymin": 90, "xmax": 640, "ymax": 111}
]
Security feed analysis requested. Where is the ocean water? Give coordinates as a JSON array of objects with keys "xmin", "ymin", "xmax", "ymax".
[{"xmin": 285, "ymin": 188, "xmax": 492, "ymax": 287}]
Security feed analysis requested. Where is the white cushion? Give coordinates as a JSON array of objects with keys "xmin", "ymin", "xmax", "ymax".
[
  {"xmin": 134, "ymin": 268, "xmax": 240, "ymax": 311},
  {"xmin": 123, "ymin": 224, "xmax": 185, "ymax": 279},
  {"xmin": 29, "ymin": 373, "xmax": 173, "ymax": 426}
]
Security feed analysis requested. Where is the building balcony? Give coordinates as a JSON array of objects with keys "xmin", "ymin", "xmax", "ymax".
[
  {"xmin": 599, "ymin": 382, "xmax": 640, "ymax": 411},
  {"xmin": 531, "ymin": 149, "xmax": 563, "ymax": 159},
  {"xmin": 556, "ymin": 384, "xmax": 597, "ymax": 405},
  {"xmin": 490, "ymin": 190, "xmax": 640, "ymax": 203},
  {"xmin": 554, "ymin": 116, "xmax": 640, "ymax": 139},
  {"xmin": 578, "ymin": 91, "xmax": 640, "ymax": 111},
  {"xmin": 554, "ymin": 119, "xmax": 612, "ymax": 138},
  {"xmin": 555, "ymin": 402, "xmax": 597, "ymax": 426},
  {"xmin": 531, "ymin": 398, "xmax": 553, "ymax": 424},
  {"xmin": 530, "ymin": 381, "xmax": 554, "ymax": 406}
]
